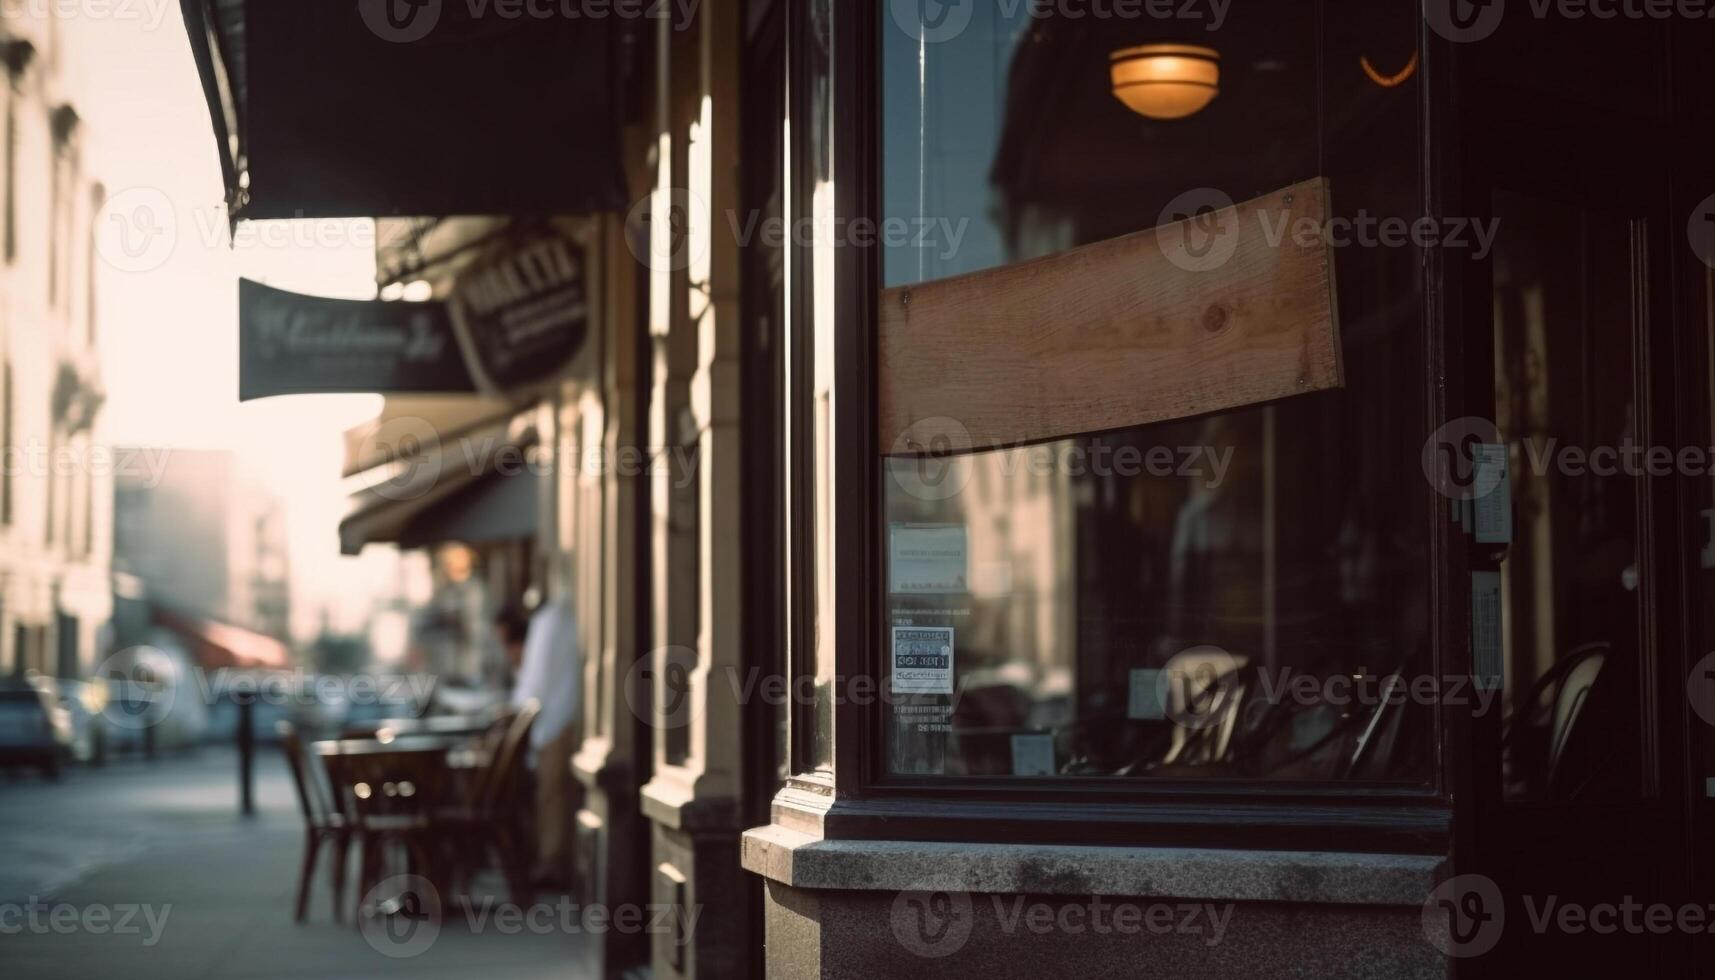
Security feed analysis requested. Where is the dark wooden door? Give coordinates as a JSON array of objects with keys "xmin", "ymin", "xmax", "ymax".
[{"xmin": 1456, "ymin": 36, "xmax": 1700, "ymax": 977}]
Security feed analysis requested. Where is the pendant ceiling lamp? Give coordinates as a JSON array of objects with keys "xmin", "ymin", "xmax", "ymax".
[{"xmin": 1110, "ymin": 44, "xmax": 1220, "ymax": 120}]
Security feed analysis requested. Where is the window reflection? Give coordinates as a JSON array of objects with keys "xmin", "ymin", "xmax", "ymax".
[
  {"xmin": 1492, "ymin": 190, "xmax": 1644, "ymax": 802},
  {"xmin": 880, "ymin": 1, "xmax": 1431, "ymax": 781}
]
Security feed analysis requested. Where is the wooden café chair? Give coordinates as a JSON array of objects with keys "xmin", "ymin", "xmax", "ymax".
[
  {"xmin": 437, "ymin": 698, "xmax": 540, "ymax": 906},
  {"xmin": 277, "ymin": 721, "xmax": 353, "ymax": 922},
  {"xmin": 331, "ymin": 743, "xmax": 456, "ymax": 919}
]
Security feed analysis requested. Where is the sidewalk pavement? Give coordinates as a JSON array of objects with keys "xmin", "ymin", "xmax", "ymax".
[{"xmin": 0, "ymin": 746, "xmax": 596, "ymax": 979}]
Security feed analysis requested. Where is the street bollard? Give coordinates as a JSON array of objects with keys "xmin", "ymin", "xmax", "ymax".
[{"xmin": 238, "ymin": 696, "xmax": 255, "ymax": 817}]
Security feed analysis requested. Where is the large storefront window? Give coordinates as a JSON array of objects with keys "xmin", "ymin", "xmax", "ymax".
[{"xmin": 879, "ymin": 1, "xmax": 1432, "ymax": 782}]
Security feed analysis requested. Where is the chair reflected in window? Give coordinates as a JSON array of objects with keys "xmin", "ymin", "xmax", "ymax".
[
  {"xmin": 1502, "ymin": 641, "xmax": 1629, "ymax": 801},
  {"xmin": 1157, "ymin": 647, "xmax": 1249, "ymax": 770}
]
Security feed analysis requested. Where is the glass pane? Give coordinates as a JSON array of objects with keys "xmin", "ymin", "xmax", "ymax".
[
  {"xmin": 1493, "ymin": 190, "xmax": 1644, "ymax": 802},
  {"xmin": 1696, "ymin": 266, "xmax": 1715, "ymax": 807},
  {"xmin": 879, "ymin": 1, "xmax": 1432, "ymax": 781}
]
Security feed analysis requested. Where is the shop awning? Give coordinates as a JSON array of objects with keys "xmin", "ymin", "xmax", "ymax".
[
  {"xmin": 396, "ymin": 467, "xmax": 539, "ymax": 550},
  {"xmin": 151, "ymin": 607, "xmax": 291, "ymax": 671},
  {"xmin": 341, "ymin": 394, "xmax": 519, "ymax": 477},
  {"xmin": 338, "ymin": 416, "xmax": 539, "ymax": 554},
  {"xmin": 179, "ymin": 0, "xmax": 627, "ymax": 220}
]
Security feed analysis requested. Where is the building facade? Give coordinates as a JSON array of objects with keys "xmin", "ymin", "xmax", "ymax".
[
  {"xmin": 111, "ymin": 448, "xmax": 290, "ymax": 641},
  {"xmin": 181, "ymin": 1, "xmax": 1715, "ymax": 977},
  {"xmin": 0, "ymin": 10, "xmax": 110, "ymax": 683}
]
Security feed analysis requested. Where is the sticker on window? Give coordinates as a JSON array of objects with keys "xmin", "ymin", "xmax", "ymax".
[
  {"xmin": 1009, "ymin": 733, "xmax": 1055, "ymax": 776},
  {"xmin": 1127, "ymin": 668, "xmax": 1167, "ymax": 720},
  {"xmin": 891, "ymin": 626, "xmax": 955, "ymax": 695},
  {"xmin": 1471, "ymin": 443, "xmax": 1511, "ymax": 545},
  {"xmin": 1471, "ymin": 570, "xmax": 1503, "ymax": 692},
  {"xmin": 889, "ymin": 524, "xmax": 968, "ymax": 595}
]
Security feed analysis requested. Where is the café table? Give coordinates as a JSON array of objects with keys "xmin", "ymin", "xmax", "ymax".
[{"xmin": 339, "ymin": 712, "xmax": 500, "ymax": 741}]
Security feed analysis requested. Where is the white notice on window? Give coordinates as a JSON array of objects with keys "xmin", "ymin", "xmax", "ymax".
[
  {"xmin": 1128, "ymin": 668, "xmax": 1167, "ymax": 720},
  {"xmin": 1010, "ymin": 733, "xmax": 1056, "ymax": 776},
  {"xmin": 888, "ymin": 524, "xmax": 968, "ymax": 594},
  {"xmin": 1472, "ymin": 444, "xmax": 1511, "ymax": 545},
  {"xmin": 891, "ymin": 627, "xmax": 955, "ymax": 695},
  {"xmin": 1472, "ymin": 570, "xmax": 1503, "ymax": 692}
]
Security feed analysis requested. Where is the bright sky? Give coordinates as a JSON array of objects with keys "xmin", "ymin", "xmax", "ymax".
[{"xmin": 60, "ymin": 4, "xmax": 401, "ymax": 640}]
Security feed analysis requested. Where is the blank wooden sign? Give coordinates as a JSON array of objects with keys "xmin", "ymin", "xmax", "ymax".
[{"xmin": 879, "ymin": 178, "xmax": 1342, "ymax": 456}]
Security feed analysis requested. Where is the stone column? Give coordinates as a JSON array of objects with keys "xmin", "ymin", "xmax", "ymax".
[{"xmin": 639, "ymin": 2, "xmax": 751, "ymax": 977}]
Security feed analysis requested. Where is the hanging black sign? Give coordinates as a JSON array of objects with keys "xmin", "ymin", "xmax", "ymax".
[
  {"xmin": 447, "ymin": 230, "xmax": 590, "ymax": 393},
  {"xmin": 238, "ymin": 279, "xmax": 475, "ymax": 400}
]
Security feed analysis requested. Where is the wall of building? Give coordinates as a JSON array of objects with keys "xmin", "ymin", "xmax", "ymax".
[
  {"xmin": 0, "ymin": 11, "xmax": 111, "ymax": 679},
  {"xmin": 632, "ymin": 3, "xmax": 754, "ymax": 978},
  {"xmin": 566, "ymin": 193, "xmax": 651, "ymax": 979},
  {"xmin": 552, "ymin": 5, "xmax": 760, "ymax": 976}
]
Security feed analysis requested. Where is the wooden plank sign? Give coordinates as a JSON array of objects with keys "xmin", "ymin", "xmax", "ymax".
[{"xmin": 880, "ymin": 178, "xmax": 1342, "ymax": 456}]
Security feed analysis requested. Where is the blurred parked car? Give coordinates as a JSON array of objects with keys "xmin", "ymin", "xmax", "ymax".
[
  {"xmin": 55, "ymin": 679, "xmax": 99, "ymax": 763},
  {"xmin": 97, "ymin": 642, "xmax": 207, "ymax": 753},
  {"xmin": 206, "ymin": 689, "xmax": 295, "ymax": 743},
  {"xmin": 341, "ymin": 681, "xmax": 431, "ymax": 729},
  {"xmin": 97, "ymin": 673, "xmax": 165, "ymax": 754},
  {"xmin": 0, "ymin": 679, "xmax": 70, "ymax": 780}
]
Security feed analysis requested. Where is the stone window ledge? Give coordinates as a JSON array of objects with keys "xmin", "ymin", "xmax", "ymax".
[{"xmin": 741, "ymin": 824, "xmax": 1442, "ymax": 907}]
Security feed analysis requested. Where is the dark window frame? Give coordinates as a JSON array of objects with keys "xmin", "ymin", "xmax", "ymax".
[
  {"xmin": 773, "ymin": 0, "xmax": 1468, "ymax": 854},
  {"xmin": 3, "ymin": 82, "xmax": 15, "ymax": 265}
]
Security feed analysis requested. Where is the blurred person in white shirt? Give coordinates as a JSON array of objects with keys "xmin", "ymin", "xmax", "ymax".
[{"xmin": 508, "ymin": 571, "xmax": 583, "ymax": 887}]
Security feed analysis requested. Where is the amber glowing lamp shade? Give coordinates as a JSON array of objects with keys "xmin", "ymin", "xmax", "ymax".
[{"xmin": 1110, "ymin": 44, "xmax": 1220, "ymax": 120}]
